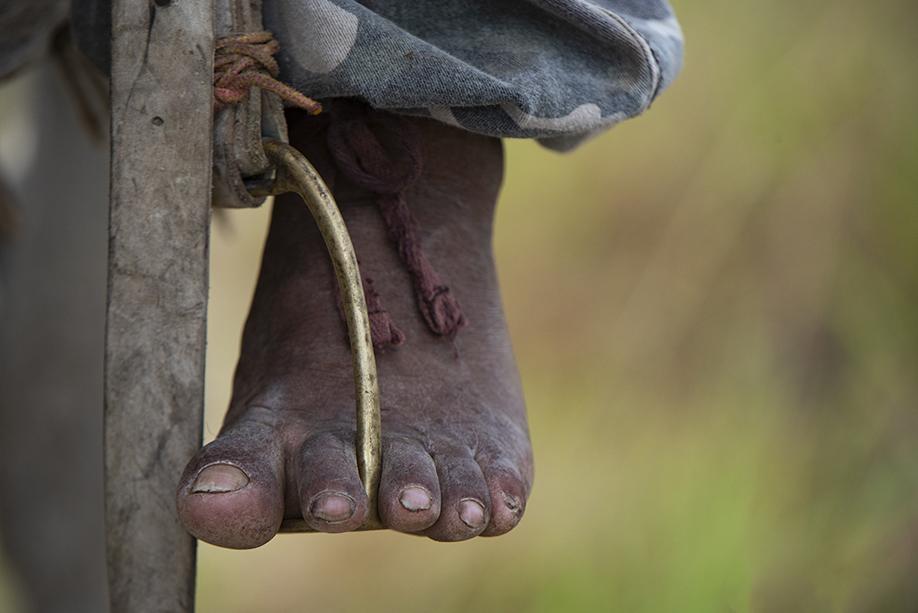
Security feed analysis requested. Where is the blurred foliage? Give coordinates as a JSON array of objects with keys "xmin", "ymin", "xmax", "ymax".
[{"xmin": 200, "ymin": 0, "xmax": 918, "ymax": 610}]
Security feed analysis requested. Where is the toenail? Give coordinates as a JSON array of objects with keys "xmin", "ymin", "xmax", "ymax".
[
  {"xmin": 191, "ymin": 464, "xmax": 249, "ymax": 494},
  {"xmin": 310, "ymin": 492, "xmax": 356, "ymax": 523},
  {"xmin": 399, "ymin": 486, "xmax": 432, "ymax": 512},
  {"xmin": 458, "ymin": 498, "xmax": 486, "ymax": 529},
  {"xmin": 502, "ymin": 493, "xmax": 522, "ymax": 513}
]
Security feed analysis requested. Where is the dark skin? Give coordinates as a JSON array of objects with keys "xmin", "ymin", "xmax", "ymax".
[{"xmin": 176, "ymin": 113, "xmax": 534, "ymax": 546}]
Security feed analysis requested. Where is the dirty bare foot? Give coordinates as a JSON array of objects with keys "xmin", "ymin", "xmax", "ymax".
[{"xmin": 177, "ymin": 107, "xmax": 532, "ymax": 547}]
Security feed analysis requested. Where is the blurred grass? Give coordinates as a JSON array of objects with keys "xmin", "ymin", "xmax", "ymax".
[{"xmin": 198, "ymin": 0, "xmax": 918, "ymax": 610}]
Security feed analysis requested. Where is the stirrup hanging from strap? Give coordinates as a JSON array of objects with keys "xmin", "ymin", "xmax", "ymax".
[
  {"xmin": 249, "ymin": 141, "xmax": 383, "ymax": 532},
  {"xmin": 209, "ymin": 0, "xmax": 382, "ymax": 531}
]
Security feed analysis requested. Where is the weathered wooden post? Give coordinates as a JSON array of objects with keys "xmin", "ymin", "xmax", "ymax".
[
  {"xmin": 104, "ymin": 0, "xmax": 384, "ymax": 605},
  {"xmin": 105, "ymin": 0, "xmax": 214, "ymax": 610}
]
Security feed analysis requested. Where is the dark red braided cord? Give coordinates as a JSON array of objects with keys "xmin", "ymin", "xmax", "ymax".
[
  {"xmin": 214, "ymin": 31, "xmax": 322, "ymax": 114},
  {"xmin": 327, "ymin": 109, "xmax": 467, "ymax": 345},
  {"xmin": 362, "ymin": 276, "xmax": 406, "ymax": 349}
]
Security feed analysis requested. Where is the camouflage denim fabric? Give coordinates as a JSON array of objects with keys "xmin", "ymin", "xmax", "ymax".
[
  {"xmin": 52, "ymin": 0, "xmax": 682, "ymax": 150},
  {"xmin": 263, "ymin": 0, "xmax": 683, "ymax": 150}
]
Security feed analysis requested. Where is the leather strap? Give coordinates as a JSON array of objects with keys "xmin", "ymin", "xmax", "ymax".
[{"xmin": 211, "ymin": 0, "xmax": 288, "ymax": 208}]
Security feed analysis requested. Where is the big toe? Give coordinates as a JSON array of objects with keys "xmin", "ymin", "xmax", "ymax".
[{"xmin": 176, "ymin": 416, "xmax": 285, "ymax": 549}]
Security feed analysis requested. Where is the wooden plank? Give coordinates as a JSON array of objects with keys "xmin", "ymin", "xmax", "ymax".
[{"xmin": 106, "ymin": 0, "xmax": 214, "ymax": 611}]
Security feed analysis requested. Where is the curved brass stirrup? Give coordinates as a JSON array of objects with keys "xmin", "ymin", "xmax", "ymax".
[{"xmin": 251, "ymin": 139, "xmax": 382, "ymax": 532}]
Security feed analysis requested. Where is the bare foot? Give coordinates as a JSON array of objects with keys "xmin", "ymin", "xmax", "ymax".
[{"xmin": 177, "ymin": 106, "xmax": 533, "ymax": 547}]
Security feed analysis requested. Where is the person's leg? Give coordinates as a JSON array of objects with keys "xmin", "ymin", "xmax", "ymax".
[
  {"xmin": 177, "ymin": 106, "xmax": 533, "ymax": 546},
  {"xmin": 0, "ymin": 59, "xmax": 108, "ymax": 613}
]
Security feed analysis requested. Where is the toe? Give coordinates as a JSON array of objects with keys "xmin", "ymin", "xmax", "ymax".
[
  {"xmin": 378, "ymin": 438, "xmax": 441, "ymax": 533},
  {"xmin": 176, "ymin": 417, "xmax": 285, "ymax": 549},
  {"xmin": 297, "ymin": 431, "xmax": 369, "ymax": 532},
  {"xmin": 422, "ymin": 450, "xmax": 491, "ymax": 542},
  {"xmin": 478, "ymin": 459, "xmax": 530, "ymax": 536}
]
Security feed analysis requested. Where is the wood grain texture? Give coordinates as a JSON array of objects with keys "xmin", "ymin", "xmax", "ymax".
[{"xmin": 106, "ymin": 0, "xmax": 214, "ymax": 611}]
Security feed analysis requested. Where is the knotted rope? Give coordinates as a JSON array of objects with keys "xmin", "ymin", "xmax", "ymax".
[
  {"xmin": 327, "ymin": 106, "xmax": 467, "ymax": 348},
  {"xmin": 214, "ymin": 31, "xmax": 322, "ymax": 114}
]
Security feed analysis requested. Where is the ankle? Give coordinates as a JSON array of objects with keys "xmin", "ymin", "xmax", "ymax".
[
  {"xmin": 276, "ymin": 104, "xmax": 505, "ymax": 349},
  {"xmin": 286, "ymin": 103, "xmax": 504, "ymax": 230}
]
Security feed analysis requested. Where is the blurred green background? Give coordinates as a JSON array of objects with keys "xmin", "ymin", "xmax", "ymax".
[
  {"xmin": 195, "ymin": 0, "xmax": 918, "ymax": 611},
  {"xmin": 198, "ymin": 1, "xmax": 918, "ymax": 611},
  {"xmin": 4, "ymin": 0, "xmax": 918, "ymax": 610}
]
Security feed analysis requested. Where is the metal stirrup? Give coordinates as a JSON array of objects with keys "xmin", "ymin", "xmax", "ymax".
[{"xmin": 250, "ymin": 139, "xmax": 383, "ymax": 532}]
